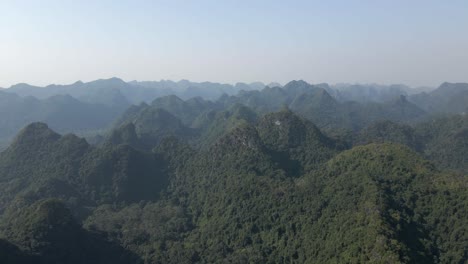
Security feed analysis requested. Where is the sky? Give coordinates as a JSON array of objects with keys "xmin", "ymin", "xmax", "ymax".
[{"xmin": 0, "ymin": 0, "xmax": 467, "ymax": 88}]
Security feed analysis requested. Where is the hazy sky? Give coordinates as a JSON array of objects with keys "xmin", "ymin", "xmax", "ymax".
[{"xmin": 1, "ymin": 0, "xmax": 467, "ymax": 88}]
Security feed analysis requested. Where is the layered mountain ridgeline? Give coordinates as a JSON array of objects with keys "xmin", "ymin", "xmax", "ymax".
[
  {"xmin": 217, "ymin": 80, "xmax": 427, "ymax": 131},
  {"xmin": 330, "ymin": 83, "xmax": 420, "ymax": 103},
  {"xmin": 0, "ymin": 91, "xmax": 126, "ymax": 145},
  {"xmin": 0, "ymin": 79, "xmax": 467, "ymax": 263},
  {"xmin": 409, "ymin": 82, "xmax": 468, "ymax": 114},
  {"xmin": 108, "ymin": 80, "xmax": 429, "ymax": 151},
  {"xmin": 1, "ymin": 78, "xmax": 466, "ymax": 149},
  {"xmin": 108, "ymin": 88, "xmax": 466, "ymax": 174},
  {"xmin": 6, "ymin": 78, "xmax": 466, "ymax": 113},
  {"xmin": 4, "ymin": 78, "xmax": 268, "ymax": 103},
  {"xmin": 0, "ymin": 78, "xmax": 265, "ymax": 146},
  {"xmin": 0, "ymin": 103, "xmax": 466, "ymax": 263},
  {"xmin": 315, "ymin": 82, "xmax": 467, "ymax": 114}
]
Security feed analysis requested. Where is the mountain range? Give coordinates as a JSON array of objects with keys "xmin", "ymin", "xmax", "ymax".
[{"xmin": 0, "ymin": 78, "xmax": 466, "ymax": 263}]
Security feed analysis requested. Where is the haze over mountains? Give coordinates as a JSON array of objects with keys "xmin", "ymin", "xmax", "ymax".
[
  {"xmin": 0, "ymin": 78, "xmax": 261, "ymax": 147},
  {"xmin": 0, "ymin": 78, "xmax": 466, "ymax": 263},
  {"xmin": 2, "ymin": 0, "xmax": 467, "ymax": 262},
  {"xmin": 1, "ymin": 78, "xmax": 268, "ymax": 103},
  {"xmin": 0, "ymin": 77, "xmax": 467, "ymax": 149}
]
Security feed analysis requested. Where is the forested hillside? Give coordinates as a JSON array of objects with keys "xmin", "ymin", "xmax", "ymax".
[{"xmin": 0, "ymin": 80, "xmax": 466, "ymax": 263}]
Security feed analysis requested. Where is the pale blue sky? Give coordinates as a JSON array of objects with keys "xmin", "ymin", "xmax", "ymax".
[{"xmin": 0, "ymin": 0, "xmax": 467, "ymax": 87}]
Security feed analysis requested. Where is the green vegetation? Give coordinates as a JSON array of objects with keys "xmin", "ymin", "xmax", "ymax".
[
  {"xmin": 356, "ymin": 120, "xmax": 423, "ymax": 151},
  {"xmin": 356, "ymin": 115, "xmax": 468, "ymax": 173},
  {"xmin": 0, "ymin": 199, "xmax": 141, "ymax": 264},
  {"xmin": 0, "ymin": 81, "xmax": 466, "ymax": 263}
]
